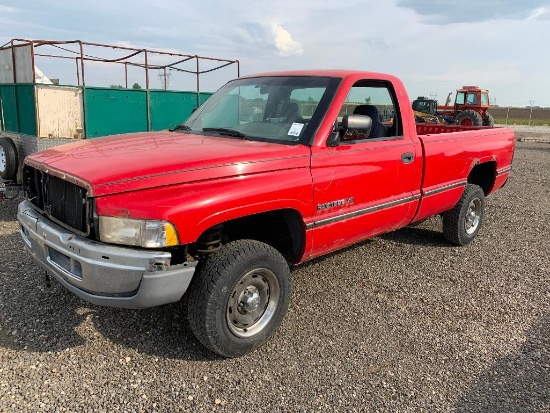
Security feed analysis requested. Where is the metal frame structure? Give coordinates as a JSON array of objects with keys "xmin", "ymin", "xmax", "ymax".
[
  {"xmin": 1, "ymin": 38, "xmax": 240, "ymax": 91},
  {"xmin": 0, "ymin": 39, "xmax": 240, "ymax": 190}
]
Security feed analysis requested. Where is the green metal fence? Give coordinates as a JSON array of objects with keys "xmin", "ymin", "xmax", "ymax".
[
  {"xmin": 84, "ymin": 88, "xmax": 213, "ymax": 138},
  {"xmin": 84, "ymin": 88, "xmax": 149, "ymax": 138},
  {"xmin": 0, "ymin": 84, "xmax": 37, "ymax": 136},
  {"xmin": 149, "ymin": 90, "xmax": 203, "ymax": 132},
  {"xmin": 0, "ymin": 83, "xmax": 212, "ymax": 139}
]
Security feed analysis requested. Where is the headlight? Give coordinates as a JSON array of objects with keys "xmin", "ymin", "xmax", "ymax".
[{"xmin": 99, "ymin": 216, "xmax": 179, "ymax": 248}]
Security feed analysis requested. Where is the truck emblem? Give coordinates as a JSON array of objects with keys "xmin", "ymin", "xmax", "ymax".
[{"xmin": 317, "ymin": 197, "xmax": 354, "ymax": 211}]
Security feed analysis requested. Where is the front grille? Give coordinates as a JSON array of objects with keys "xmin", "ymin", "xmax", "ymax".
[{"xmin": 23, "ymin": 165, "xmax": 89, "ymax": 234}]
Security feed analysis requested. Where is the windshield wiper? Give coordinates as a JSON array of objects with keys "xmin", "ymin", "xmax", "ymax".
[
  {"xmin": 202, "ymin": 127, "xmax": 248, "ymax": 139},
  {"xmin": 170, "ymin": 124, "xmax": 191, "ymax": 132}
]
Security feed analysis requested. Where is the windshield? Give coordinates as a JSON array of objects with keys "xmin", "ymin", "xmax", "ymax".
[{"xmin": 182, "ymin": 76, "xmax": 340, "ymax": 145}]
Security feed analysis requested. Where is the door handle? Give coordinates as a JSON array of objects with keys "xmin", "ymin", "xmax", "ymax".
[{"xmin": 401, "ymin": 152, "xmax": 414, "ymax": 164}]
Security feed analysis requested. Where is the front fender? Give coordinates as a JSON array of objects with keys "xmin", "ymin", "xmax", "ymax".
[{"xmin": 94, "ymin": 167, "xmax": 313, "ymax": 244}]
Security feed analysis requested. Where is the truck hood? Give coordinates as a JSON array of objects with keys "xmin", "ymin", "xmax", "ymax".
[{"xmin": 25, "ymin": 131, "xmax": 311, "ymax": 197}]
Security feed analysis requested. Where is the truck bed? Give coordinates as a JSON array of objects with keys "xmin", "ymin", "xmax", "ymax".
[{"xmin": 412, "ymin": 125, "xmax": 515, "ymax": 222}]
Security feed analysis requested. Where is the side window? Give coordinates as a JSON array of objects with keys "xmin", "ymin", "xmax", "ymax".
[
  {"xmin": 481, "ymin": 93, "xmax": 489, "ymax": 105},
  {"xmin": 338, "ymin": 80, "xmax": 401, "ymax": 142},
  {"xmin": 455, "ymin": 92, "xmax": 465, "ymax": 105}
]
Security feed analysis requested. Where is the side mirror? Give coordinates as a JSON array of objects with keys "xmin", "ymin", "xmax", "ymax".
[
  {"xmin": 327, "ymin": 115, "xmax": 373, "ymax": 147},
  {"xmin": 342, "ymin": 114, "xmax": 372, "ymax": 131}
]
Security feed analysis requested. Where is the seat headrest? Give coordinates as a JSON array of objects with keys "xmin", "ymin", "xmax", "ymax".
[
  {"xmin": 353, "ymin": 105, "xmax": 380, "ymax": 120},
  {"xmin": 281, "ymin": 102, "xmax": 301, "ymax": 121}
]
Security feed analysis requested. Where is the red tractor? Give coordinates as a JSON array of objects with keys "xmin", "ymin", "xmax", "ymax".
[{"xmin": 412, "ymin": 86, "xmax": 494, "ymax": 127}]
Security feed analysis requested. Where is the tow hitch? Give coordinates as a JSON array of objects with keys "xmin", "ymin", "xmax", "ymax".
[{"xmin": 0, "ymin": 180, "xmax": 22, "ymax": 201}]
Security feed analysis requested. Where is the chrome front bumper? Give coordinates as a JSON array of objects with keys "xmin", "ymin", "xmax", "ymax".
[{"xmin": 17, "ymin": 201, "xmax": 196, "ymax": 309}]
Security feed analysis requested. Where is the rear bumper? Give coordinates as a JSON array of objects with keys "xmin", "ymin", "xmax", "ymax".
[{"xmin": 17, "ymin": 201, "xmax": 196, "ymax": 309}]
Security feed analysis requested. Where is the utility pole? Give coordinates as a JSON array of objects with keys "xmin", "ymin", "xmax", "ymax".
[
  {"xmin": 158, "ymin": 70, "xmax": 172, "ymax": 90},
  {"xmin": 529, "ymin": 100, "xmax": 535, "ymax": 125}
]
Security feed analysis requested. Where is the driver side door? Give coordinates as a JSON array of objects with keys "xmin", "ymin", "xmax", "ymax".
[{"xmin": 308, "ymin": 80, "xmax": 421, "ymax": 257}]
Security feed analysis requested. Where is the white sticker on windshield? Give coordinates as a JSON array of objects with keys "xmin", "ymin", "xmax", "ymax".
[{"xmin": 288, "ymin": 123, "xmax": 305, "ymax": 137}]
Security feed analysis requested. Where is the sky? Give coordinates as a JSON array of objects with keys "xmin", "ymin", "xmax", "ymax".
[{"xmin": 1, "ymin": 0, "xmax": 549, "ymax": 107}]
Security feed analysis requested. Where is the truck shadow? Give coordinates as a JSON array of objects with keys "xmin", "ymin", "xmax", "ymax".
[
  {"xmin": 379, "ymin": 225, "xmax": 453, "ymax": 248},
  {"xmin": 91, "ymin": 300, "xmax": 220, "ymax": 361},
  {"xmin": 296, "ymin": 221, "xmax": 450, "ymax": 272},
  {"xmin": 454, "ymin": 313, "xmax": 550, "ymax": 412}
]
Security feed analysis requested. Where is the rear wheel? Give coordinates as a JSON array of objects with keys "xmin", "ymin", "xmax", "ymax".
[
  {"xmin": 455, "ymin": 110, "xmax": 483, "ymax": 126},
  {"xmin": 0, "ymin": 137, "xmax": 18, "ymax": 181},
  {"xmin": 483, "ymin": 112, "xmax": 495, "ymax": 127},
  {"xmin": 442, "ymin": 184, "xmax": 485, "ymax": 246},
  {"xmin": 187, "ymin": 239, "xmax": 291, "ymax": 358}
]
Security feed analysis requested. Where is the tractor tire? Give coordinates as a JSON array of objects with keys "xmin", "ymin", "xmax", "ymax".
[
  {"xmin": 455, "ymin": 110, "xmax": 483, "ymax": 127},
  {"xmin": 187, "ymin": 239, "xmax": 291, "ymax": 358},
  {"xmin": 442, "ymin": 184, "xmax": 485, "ymax": 246},
  {"xmin": 483, "ymin": 112, "xmax": 495, "ymax": 127},
  {"xmin": 0, "ymin": 137, "xmax": 18, "ymax": 181}
]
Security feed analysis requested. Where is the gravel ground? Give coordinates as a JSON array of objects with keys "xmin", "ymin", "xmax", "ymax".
[
  {"xmin": 497, "ymin": 124, "xmax": 550, "ymax": 134},
  {"xmin": 1, "ymin": 140, "xmax": 549, "ymax": 412}
]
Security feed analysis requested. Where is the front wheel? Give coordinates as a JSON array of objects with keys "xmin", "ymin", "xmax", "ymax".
[
  {"xmin": 442, "ymin": 184, "xmax": 485, "ymax": 246},
  {"xmin": 187, "ymin": 240, "xmax": 291, "ymax": 358}
]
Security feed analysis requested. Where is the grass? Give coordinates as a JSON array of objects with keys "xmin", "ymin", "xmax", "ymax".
[{"xmin": 494, "ymin": 118, "xmax": 550, "ymax": 126}]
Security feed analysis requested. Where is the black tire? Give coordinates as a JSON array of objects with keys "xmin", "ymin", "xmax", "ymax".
[
  {"xmin": 187, "ymin": 239, "xmax": 291, "ymax": 358},
  {"xmin": 0, "ymin": 137, "xmax": 18, "ymax": 181},
  {"xmin": 454, "ymin": 110, "xmax": 483, "ymax": 126},
  {"xmin": 483, "ymin": 111, "xmax": 495, "ymax": 127},
  {"xmin": 442, "ymin": 184, "xmax": 485, "ymax": 246}
]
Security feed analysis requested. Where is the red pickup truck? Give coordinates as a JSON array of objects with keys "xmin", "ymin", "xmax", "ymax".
[{"xmin": 18, "ymin": 70, "xmax": 514, "ymax": 357}]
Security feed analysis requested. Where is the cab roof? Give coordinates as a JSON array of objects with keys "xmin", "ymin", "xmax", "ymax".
[{"xmin": 239, "ymin": 69, "xmax": 398, "ymax": 81}]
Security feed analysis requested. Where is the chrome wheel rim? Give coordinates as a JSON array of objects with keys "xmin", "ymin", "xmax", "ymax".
[
  {"xmin": 226, "ymin": 268, "xmax": 280, "ymax": 338},
  {"xmin": 465, "ymin": 198, "xmax": 481, "ymax": 235},
  {"xmin": 0, "ymin": 146, "xmax": 5, "ymax": 174}
]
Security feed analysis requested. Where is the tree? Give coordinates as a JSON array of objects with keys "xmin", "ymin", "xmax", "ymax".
[
  {"xmin": 364, "ymin": 96, "xmax": 372, "ymax": 105},
  {"xmin": 110, "ymin": 84, "xmax": 124, "ymax": 89},
  {"xmin": 132, "ymin": 83, "xmax": 142, "ymax": 89}
]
